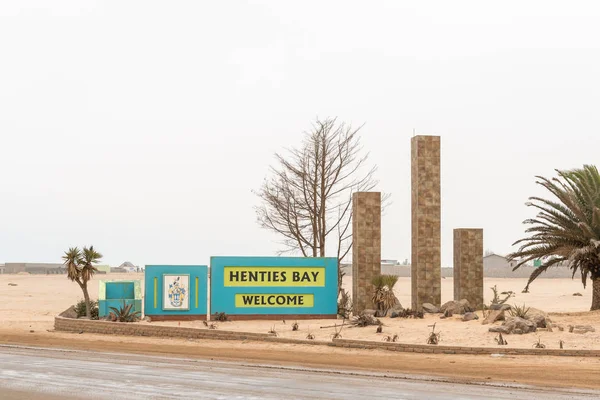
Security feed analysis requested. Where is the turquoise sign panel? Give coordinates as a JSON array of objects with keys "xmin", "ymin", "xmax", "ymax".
[
  {"xmin": 98, "ymin": 280, "xmax": 142, "ymax": 318},
  {"xmin": 210, "ymin": 256, "xmax": 338, "ymax": 316},
  {"xmin": 144, "ymin": 265, "xmax": 208, "ymax": 317}
]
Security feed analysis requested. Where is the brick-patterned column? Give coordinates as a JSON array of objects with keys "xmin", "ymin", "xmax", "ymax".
[
  {"xmin": 352, "ymin": 192, "xmax": 381, "ymax": 313},
  {"xmin": 453, "ymin": 229, "xmax": 484, "ymax": 309},
  {"xmin": 411, "ymin": 135, "xmax": 441, "ymax": 310}
]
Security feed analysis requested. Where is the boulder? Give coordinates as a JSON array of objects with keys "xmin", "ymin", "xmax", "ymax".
[
  {"xmin": 386, "ymin": 304, "xmax": 404, "ymax": 317},
  {"xmin": 528, "ymin": 308, "xmax": 551, "ymax": 328},
  {"xmin": 422, "ymin": 303, "xmax": 440, "ymax": 314},
  {"xmin": 482, "ymin": 309, "xmax": 505, "ymax": 325},
  {"xmin": 488, "ymin": 317, "xmax": 537, "ymax": 335},
  {"xmin": 569, "ymin": 325, "xmax": 595, "ymax": 334},
  {"xmin": 440, "ymin": 299, "xmax": 472, "ymax": 315},
  {"xmin": 462, "ymin": 312, "xmax": 479, "ymax": 322},
  {"xmin": 59, "ymin": 305, "xmax": 78, "ymax": 319},
  {"xmin": 489, "ymin": 303, "xmax": 511, "ymax": 311}
]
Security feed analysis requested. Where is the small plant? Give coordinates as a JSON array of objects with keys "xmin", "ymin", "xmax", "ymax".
[
  {"xmin": 376, "ymin": 324, "xmax": 383, "ymax": 333},
  {"xmin": 382, "ymin": 334, "xmax": 399, "ymax": 342},
  {"xmin": 337, "ymin": 289, "xmax": 353, "ymax": 319},
  {"xmin": 202, "ymin": 320, "xmax": 208, "ymax": 327},
  {"xmin": 108, "ymin": 301, "xmax": 141, "ymax": 322},
  {"xmin": 330, "ymin": 322, "xmax": 344, "ymax": 339},
  {"xmin": 426, "ymin": 323, "xmax": 441, "ymax": 345},
  {"xmin": 509, "ymin": 304, "xmax": 530, "ymax": 319},
  {"xmin": 306, "ymin": 330, "xmax": 315, "ymax": 340},
  {"xmin": 213, "ymin": 312, "xmax": 229, "ymax": 322},
  {"xmin": 559, "ymin": 340, "xmax": 565, "ymax": 349},
  {"xmin": 208, "ymin": 322, "xmax": 217, "ymax": 329},
  {"xmin": 74, "ymin": 299, "xmax": 99, "ymax": 320},
  {"xmin": 490, "ymin": 285, "xmax": 514, "ymax": 306},
  {"xmin": 495, "ymin": 333, "xmax": 508, "ymax": 345},
  {"xmin": 292, "ymin": 322, "xmax": 299, "ymax": 331},
  {"xmin": 268, "ymin": 325, "xmax": 278, "ymax": 336},
  {"xmin": 533, "ymin": 337, "xmax": 546, "ymax": 348}
]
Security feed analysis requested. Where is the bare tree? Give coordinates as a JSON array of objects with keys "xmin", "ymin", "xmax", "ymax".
[{"xmin": 255, "ymin": 117, "xmax": 386, "ymax": 294}]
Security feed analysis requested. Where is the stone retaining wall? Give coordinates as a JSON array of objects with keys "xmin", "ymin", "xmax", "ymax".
[{"xmin": 54, "ymin": 316, "xmax": 600, "ymax": 357}]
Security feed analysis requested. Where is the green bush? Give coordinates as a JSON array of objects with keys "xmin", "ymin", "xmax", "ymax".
[
  {"xmin": 509, "ymin": 303, "xmax": 530, "ymax": 319},
  {"xmin": 74, "ymin": 299, "xmax": 99, "ymax": 320}
]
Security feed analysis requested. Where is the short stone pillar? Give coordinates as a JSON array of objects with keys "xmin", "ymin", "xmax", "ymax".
[
  {"xmin": 352, "ymin": 192, "xmax": 381, "ymax": 313},
  {"xmin": 453, "ymin": 229, "xmax": 484, "ymax": 309},
  {"xmin": 411, "ymin": 135, "xmax": 441, "ymax": 310}
]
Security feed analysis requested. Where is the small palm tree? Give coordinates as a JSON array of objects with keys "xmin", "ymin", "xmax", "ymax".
[
  {"xmin": 63, "ymin": 246, "xmax": 102, "ymax": 318},
  {"xmin": 508, "ymin": 165, "xmax": 600, "ymax": 311},
  {"xmin": 371, "ymin": 274, "xmax": 399, "ymax": 314}
]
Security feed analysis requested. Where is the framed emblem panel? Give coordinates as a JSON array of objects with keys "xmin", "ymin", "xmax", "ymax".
[{"xmin": 163, "ymin": 274, "xmax": 190, "ymax": 310}]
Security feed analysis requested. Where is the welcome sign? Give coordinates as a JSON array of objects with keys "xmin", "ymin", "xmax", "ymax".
[{"xmin": 210, "ymin": 256, "xmax": 337, "ymax": 318}]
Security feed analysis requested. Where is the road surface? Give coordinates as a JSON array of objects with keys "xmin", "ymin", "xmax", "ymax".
[{"xmin": 0, "ymin": 345, "xmax": 598, "ymax": 399}]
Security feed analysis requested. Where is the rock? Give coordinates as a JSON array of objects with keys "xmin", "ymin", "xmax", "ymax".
[
  {"xmin": 59, "ymin": 305, "xmax": 78, "ymax": 319},
  {"xmin": 488, "ymin": 317, "xmax": 536, "ymax": 335},
  {"xmin": 386, "ymin": 304, "xmax": 404, "ymax": 317},
  {"xmin": 375, "ymin": 309, "xmax": 387, "ymax": 318},
  {"xmin": 489, "ymin": 303, "xmax": 511, "ymax": 311},
  {"xmin": 569, "ymin": 325, "xmax": 595, "ymax": 334},
  {"xmin": 143, "ymin": 316, "xmax": 152, "ymax": 322},
  {"xmin": 8, "ymin": 283, "xmax": 17, "ymax": 286},
  {"xmin": 422, "ymin": 303, "xmax": 440, "ymax": 314},
  {"xmin": 557, "ymin": 325, "xmax": 565, "ymax": 332},
  {"xmin": 462, "ymin": 312, "xmax": 479, "ymax": 321},
  {"xmin": 440, "ymin": 299, "xmax": 472, "ymax": 315},
  {"xmin": 390, "ymin": 312, "xmax": 399, "ymax": 318},
  {"xmin": 489, "ymin": 325, "xmax": 510, "ymax": 334},
  {"xmin": 363, "ymin": 309, "xmax": 377, "ymax": 317},
  {"xmin": 482, "ymin": 309, "xmax": 505, "ymax": 325},
  {"xmin": 573, "ymin": 292, "xmax": 583, "ymax": 296},
  {"xmin": 528, "ymin": 308, "xmax": 551, "ymax": 328}
]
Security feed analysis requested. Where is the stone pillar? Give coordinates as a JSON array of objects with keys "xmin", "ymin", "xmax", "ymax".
[
  {"xmin": 411, "ymin": 135, "xmax": 441, "ymax": 310},
  {"xmin": 453, "ymin": 229, "xmax": 484, "ymax": 309},
  {"xmin": 352, "ymin": 192, "xmax": 381, "ymax": 313}
]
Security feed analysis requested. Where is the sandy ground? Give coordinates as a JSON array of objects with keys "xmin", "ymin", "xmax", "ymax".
[
  {"xmin": 1, "ymin": 273, "xmax": 600, "ymax": 390},
  {"xmin": 2, "ymin": 273, "xmax": 597, "ymax": 350}
]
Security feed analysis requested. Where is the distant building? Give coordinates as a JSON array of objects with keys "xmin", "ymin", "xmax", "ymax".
[
  {"xmin": 0, "ymin": 264, "xmax": 5, "ymax": 274},
  {"xmin": 3, "ymin": 263, "xmax": 64, "ymax": 274},
  {"xmin": 95, "ymin": 265, "xmax": 112, "ymax": 274},
  {"xmin": 117, "ymin": 261, "xmax": 142, "ymax": 273},
  {"xmin": 483, "ymin": 253, "xmax": 520, "ymax": 270}
]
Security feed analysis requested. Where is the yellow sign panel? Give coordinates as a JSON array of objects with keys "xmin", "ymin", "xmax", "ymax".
[
  {"xmin": 224, "ymin": 267, "xmax": 325, "ymax": 287},
  {"xmin": 235, "ymin": 294, "xmax": 314, "ymax": 308}
]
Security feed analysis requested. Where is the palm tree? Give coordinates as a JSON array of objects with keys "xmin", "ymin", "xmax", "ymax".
[
  {"xmin": 508, "ymin": 165, "xmax": 600, "ymax": 311},
  {"xmin": 62, "ymin": 246, "xmax": 103, "ymax": 318}
]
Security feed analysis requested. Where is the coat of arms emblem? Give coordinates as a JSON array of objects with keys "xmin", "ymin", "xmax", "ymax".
[{"xmin": 168, "ymin": 276, "xmax": 187, "ymax": 307}]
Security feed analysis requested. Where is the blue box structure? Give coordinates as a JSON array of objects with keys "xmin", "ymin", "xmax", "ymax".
[
  {"xmin": 144, "ymin": 265, "xmax": 208, "ymax": 320},
  {"xmin": 98, "ymin": 280, "xmax": 142, "ymax": 318},
  {"xmin": 210, "ymin": 256, "xmax": 338, "ymax": 320}
]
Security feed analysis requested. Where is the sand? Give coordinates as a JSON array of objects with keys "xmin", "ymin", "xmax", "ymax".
[{"xmin": 1, "ymin": 273, "xmax": 598, "ymax": 350}]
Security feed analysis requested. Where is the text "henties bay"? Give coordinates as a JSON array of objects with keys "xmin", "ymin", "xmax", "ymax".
[{"xmin": 224, "ymin": 267, "xmax": 325, "ymax": 287}]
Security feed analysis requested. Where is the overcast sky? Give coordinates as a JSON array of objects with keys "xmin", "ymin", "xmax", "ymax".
[{"xmin": 1, "ymin": 1, "xmax": 600, "ymax": 267}]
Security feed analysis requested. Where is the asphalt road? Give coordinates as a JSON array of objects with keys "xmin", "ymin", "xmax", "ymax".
[{"xmin": 0, "ymin": 345, "xmax": 598, "ymax": 399}]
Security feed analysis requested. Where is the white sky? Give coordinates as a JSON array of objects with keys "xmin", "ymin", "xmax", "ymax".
[{"xmin": 1, "ymin": 1, "xmax": 600, "ymax": 267}]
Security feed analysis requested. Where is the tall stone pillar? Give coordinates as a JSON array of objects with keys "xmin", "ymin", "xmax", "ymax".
[
  {"xmin": 411, "ymin": 135, "xmax": 441, "ymax": 310},
  {"xmin": 352, "ymin": 191, "xmax": 381, "ymax": 313},
  {"xmin": 453, "ymin": 229, "xmax": 484, "ymax": 309}
]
